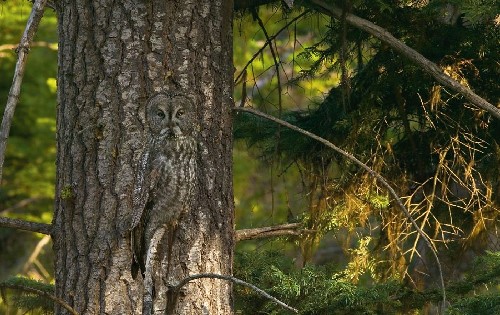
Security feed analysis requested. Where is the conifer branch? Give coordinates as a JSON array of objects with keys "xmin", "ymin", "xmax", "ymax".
[
  {"xmin": 235, "ymin": 106, "xmax": 447, "ymax": 308},
  {"xmin": 172, "ymin": 273, "xmax": 298, "ymax": 313},
  {"xmin": 0, "ymin": 0, "xmax": 48, "ymax": 184},
  {"xmin": 0, "ymin": 217, "xmax": 52, "ymax": 235},
  {"xmin": 309, "ymin": 0, "xmax": 500, "ymax": 121},
  {"xmin": 0, "ymin": 283, "xmax": 78, "ymax": 315}
]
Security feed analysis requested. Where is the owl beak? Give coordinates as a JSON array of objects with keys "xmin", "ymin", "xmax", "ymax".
[
  {"xmin": 160, "ymin": 128, "xmax": 173, "ymax": 138},
  {"xmin": 160, "ymin": 127, "xmax": 182, "ymax": 138}
]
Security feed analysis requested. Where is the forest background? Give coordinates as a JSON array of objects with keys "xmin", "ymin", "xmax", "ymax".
[{"xmin": 0, "ymin": 0, "xmax": 499, "ymax": 314}]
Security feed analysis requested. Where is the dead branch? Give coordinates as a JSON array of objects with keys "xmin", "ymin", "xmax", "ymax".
[
  {"xmin": 235, "ymin": 106, "xmax": 447, "ymax": 308},
  {"xmin": 171, "ymin": 273, "xmax": 298, "ymax": 313},
  {"xmin": 0, "ymin": 0, "xmax": 48, "ymax": 184},
  {"xmin": 236, "ymin": 223, "xmax": 308, "ymax": 241},
  {"xmin": 0, "ymin": 217, "xmax": 52, "ymax": 235},
  {"xmin": 309, "ymin": 0, "xmax": 500, "ymax": 121}
]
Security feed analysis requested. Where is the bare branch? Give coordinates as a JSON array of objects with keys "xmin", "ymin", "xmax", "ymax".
[
  {"xmin": 0, "ymin": 217, "xmax": 52, "ymax": 235},
  {"xmin": 236, "ymin": 223, "xmax": 310, "ymax": 241},
  {"xmin": 251, "ymin": 8, "xmax": 283, "ymax": 116},
  {"xmin": 235, "ymin": 106, "xmax": 447, "ymax": 307},
  {"xmin": 308, "ymin": 0, "xmax": 500, "ymax": 121},
  {"xmin": 0, "ymin": 283, "xmax": 78, "ymax": 315},
  {"xmin": 171, "ymin": 273, "xmax": 298, "ymax": 313},
  {"xmin": 0, "ymin": 0, "xmax": 48, "ymax": 184}
]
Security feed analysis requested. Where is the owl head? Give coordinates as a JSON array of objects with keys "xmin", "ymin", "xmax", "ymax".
[{"xmin": 146, "ymin": 93, "xmax": 194, "ymax": 138}]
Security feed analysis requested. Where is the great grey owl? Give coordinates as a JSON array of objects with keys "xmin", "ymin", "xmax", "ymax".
[{"xmin": 131, "ymin": 93, "xmax": 197, "ymax": 279}]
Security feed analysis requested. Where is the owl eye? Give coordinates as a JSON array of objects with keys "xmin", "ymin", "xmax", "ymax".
[
  {"xmin": 176, "ymin": 109, "xmax": 184, "ymax": 118},
  {"xmin": 156, "ymin": 110, "xmax": 165, "ymax": 119}
]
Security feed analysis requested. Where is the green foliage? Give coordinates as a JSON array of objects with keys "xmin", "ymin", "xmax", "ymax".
[
  {"xmin": 0, "ymin": 277, "xmax": 55, "ymax": 314},
  {"xmin": 235, "ymin": 251, "xmax": 500, "ymax": 314},
  {"xmin": 234, "ymin": 3, "xmax": 499, "ymax": 314},
  {"xmin": 235, "ymin": 249, "xmax": 406, "ymax": 314},
  {"xmin": 447, "ymin": 294, "xmax": 500, "ymax": 315},
  {"xmin": 235, "ymin": 0, "xmax": 500, "ymax": 281},
  {"xmin": 0, "ymin": 0, "xmax": 58, "ymax": 206},
  {"xmin": 0, "ymin": 0, "xmax": 57, "ymax": 282}
]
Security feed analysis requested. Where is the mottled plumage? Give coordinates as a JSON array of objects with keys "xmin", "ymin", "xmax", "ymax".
[{"xmin": 131, "ymin": 93, "xmax": 196, "ymax": 279}]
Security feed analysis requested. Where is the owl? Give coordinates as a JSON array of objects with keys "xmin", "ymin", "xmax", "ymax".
[{"xmin": 131, "ymin": 93, "xmax": 197, "ymax": 279}]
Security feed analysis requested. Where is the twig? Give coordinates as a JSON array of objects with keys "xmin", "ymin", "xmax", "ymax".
[
  {"xmin": 171, "ymin": 273, "xmax": 298, "ymax": 313},
  {"xmin": 0, "ymin": 217, "xmax": 52, "ymax": 235},
  {"xmin": 235, "ymin": 106, "xmax": 447, "ymax": 307},
  {"xmin": 236, "ymin": 223, "xmax": 309, "ymax": 241},
  {"xmin": 309, "ymin": 0, "xmax": 500, "ymax": 121},
  {"xmin": 0, "ymin": 0, "xmax": 48, "ymax": 184},
  {"xmin": 251, "ymin": 8, "xmax": 284, "ymax": 220},
  {"xmin": 0, "ymin": 283, "xmax": 78, "ymax": 315},
  {"xmin": 235, "ymin": 10, "xmax": 310, "ymax": 84},
  {"xmin": 251, "ymin": 9, "xmax": 283, "ymax": 116}
]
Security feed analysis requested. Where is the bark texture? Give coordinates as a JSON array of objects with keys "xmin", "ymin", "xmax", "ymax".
[{"xmin": 53, "ymin": 1, "xmax": 234, "ymax": 314}]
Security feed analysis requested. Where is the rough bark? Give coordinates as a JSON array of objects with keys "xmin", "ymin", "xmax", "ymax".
[{"xmin": 52, "ymin": 0, "xmax": 234, "ymax": 314}]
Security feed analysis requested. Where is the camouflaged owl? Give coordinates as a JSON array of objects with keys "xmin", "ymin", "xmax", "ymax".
[{"xmin": 131, "ymin": 93, "xmax": 196, "ymax": 278}]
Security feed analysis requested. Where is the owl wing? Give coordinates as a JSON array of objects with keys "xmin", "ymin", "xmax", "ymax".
[
  {"xmin": 131, "ymin": 148, "xmax": 152, "ymax": 229},
  {"xmin": 131, "ymin": 143, "xmax": 163, "ymax": 278},
  {"xmin": 131, "ymin": 137, "xmax": 167, "ymax": 224}
]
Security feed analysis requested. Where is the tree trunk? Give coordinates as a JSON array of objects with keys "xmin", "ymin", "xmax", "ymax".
[{"xmin": 52, "ymin": 0, "xmax": 234, "ymax": 314}]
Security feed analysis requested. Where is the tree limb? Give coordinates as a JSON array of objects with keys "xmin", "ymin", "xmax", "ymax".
[
  {"xmin": 308, "ymin": 0, "xmax": 500, "ymax": 121},
  {"xmin": 0, "ymin": 217, "xmax": 52, "ymax": 235},
  {"xmin": 0, "ymin": 0, "xmax": 48, "ymax": 184},
  {"xmin": 236, "ymin": 223, "xmax": 308, "ymax": 241},
  {"xmin": 234, "ymin": 106, "xmax": 447, "ymax": 308},
  {"xmin": 171, "ymin": 273, "xmax": 298, "ymax": 313}
]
